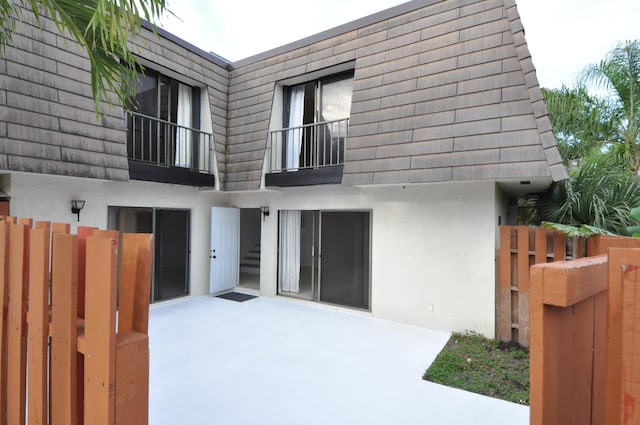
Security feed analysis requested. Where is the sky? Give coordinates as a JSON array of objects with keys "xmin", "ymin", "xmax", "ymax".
[{"xmin": 159, "ymin": 0, "xmax": 639, "ymax": 90}]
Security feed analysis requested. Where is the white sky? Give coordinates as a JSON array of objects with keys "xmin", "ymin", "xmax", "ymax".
[{"xmin": 159, "ymin": 0, "xmax": 639, "ymax": 90}]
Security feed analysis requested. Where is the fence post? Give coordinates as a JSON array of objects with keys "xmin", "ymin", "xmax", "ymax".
[{"xmin": 530, "ymin": 256, "xmax": 608, "ymax": 425}]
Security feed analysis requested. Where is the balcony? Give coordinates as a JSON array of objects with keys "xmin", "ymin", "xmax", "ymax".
[
  {"xmin": 265, "ymin": 118, "xmax": 348, "ymax": 187},
  {"xmin": 125, "ymin": 111, "xmax": 215, "ymax": 187}
]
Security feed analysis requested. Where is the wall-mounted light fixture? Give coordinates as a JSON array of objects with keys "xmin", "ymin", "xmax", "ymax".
[
  {"xmin": 71, "ymin": 200, "xmax": 85, "ymax": 222},
  {"xmin": 261, "ymin": 206, "xmax": 270, "ymax": 221}
]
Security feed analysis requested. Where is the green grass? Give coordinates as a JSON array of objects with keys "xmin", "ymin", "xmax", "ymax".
[{"xmin": 423, "ymin": 331, "xmax": 530, "ymax": 405}]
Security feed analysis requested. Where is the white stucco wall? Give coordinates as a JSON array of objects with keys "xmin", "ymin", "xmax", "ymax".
[
  {"xmin": 229, "ymin": 181, "xmax": 500, "ymax": 337},
  {"xmin": 6, "ymin": 172, "xmax": 501, "ymax": 336},
  {"xmin": 6, "ymin": 172, "xmax": 229, "ymax": 299}
]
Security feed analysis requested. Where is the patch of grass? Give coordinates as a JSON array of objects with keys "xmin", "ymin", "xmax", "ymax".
[{"xmin": 423, "ymin": 331, "xmax": 529, "ymax": 405}]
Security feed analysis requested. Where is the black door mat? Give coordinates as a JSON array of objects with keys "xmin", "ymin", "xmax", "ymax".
[{"xmin": 215, "ymin": 292, "xmax": 258, "ymax": 302}]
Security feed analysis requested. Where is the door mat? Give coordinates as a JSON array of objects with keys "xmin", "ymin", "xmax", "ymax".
[{"xmin": 215, "ymin": 292, "xmax": 258, "ymax": 302}]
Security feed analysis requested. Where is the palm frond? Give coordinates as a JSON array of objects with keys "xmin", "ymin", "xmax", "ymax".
[{"xmin": 11, "ymin": 0, "xmax": 169, "ymax": 115}]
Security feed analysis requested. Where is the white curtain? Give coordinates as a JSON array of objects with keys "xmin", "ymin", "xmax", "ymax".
[
  {"xmin": 176, "ymin": 83, "xmax": 192, "ymax": 167},
  {"xmin": 278, "ymin": 210, "xmax": 301, "ymax": 293},
  {"xmin": 286, "ymin": 85, "xmax": 305, "ymax": 171}
]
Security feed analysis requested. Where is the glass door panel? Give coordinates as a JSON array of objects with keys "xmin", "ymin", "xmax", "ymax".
[
  {"xmin": 153, "ymin": 209, "xmax": 190, "ymax": 301},
  {"xmin": 277, "ymin": 210, "xmax": 370, "ymax": 310},
  {"xmin": 319, "ymin": 211, "xmax": 370, "ymax": 310},
  {"xmin": 277, "ymin": 210, "xmax": 318, "ymax": 300}
]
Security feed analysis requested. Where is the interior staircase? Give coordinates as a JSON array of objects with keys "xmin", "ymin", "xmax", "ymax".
[{"xmin": 240, "ymin": 242, "xmax": 261, "ymax": 275}]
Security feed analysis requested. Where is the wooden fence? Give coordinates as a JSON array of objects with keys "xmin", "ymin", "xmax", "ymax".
[
  {"xmin": 530, "ymin": 240, "xmax": 640, "ymax": 425},
  {"xmin": 0, "ymin": 217, "xmax": 153, "ymax": 425},
  {"xmin": 496, "ymin": 226, "xmax": 588, "ymax": 346}
]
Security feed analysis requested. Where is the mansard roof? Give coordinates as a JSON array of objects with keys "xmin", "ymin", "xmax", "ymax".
[
  {"xmin": 0, "ymin": 0, "xmax": 567, "ymax": 190},
  {"xmin": 223, "ymin": 0, "xmax": 567, "ymax": 190}
]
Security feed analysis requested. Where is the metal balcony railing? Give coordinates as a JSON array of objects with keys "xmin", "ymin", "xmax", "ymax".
[
  {"xmin": 125, "ymin": 111, "xmax": 214, "ymax": 174},
  {"xmin": 267, "ymin": 118, "xmax": 349, "ymax": 173}
]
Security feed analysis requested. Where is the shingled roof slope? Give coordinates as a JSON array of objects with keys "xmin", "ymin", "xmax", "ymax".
[{"xmin": 224, "ymin": 0, "xmax": 567, "ymax": 190}]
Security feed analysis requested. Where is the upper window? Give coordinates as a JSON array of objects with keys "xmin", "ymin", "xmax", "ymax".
[
  {"xmin": 283, "ymin": 71, "xmax": 354, "ymax": 130},
  {"xmin": 128, "ymin": 70, "xmax": 200, "ymax": 129},
  {"xmin": 270, "ymin": 71, "xmax": 354, "ymax": 173},
  {"xmin": 126, "ymin": 69, "xmax": 210, "ymax": 171}
]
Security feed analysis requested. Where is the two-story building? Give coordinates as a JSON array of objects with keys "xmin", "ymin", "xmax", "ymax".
[{"xmin": 0, "ymin": 0, "xmax": 566, "ymax": 336}]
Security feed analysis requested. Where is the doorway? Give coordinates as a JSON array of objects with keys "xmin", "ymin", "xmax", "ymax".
[
  {"xmin": 109, "ymin": 207, "xmax": 190, "ymax": 302},
  {"xmin": 277, "ymin": 210, "xmax": 370, "ymax": 310},
  {"xmin": 239, "ymin": 208, "xmax": 261, "ymax": 290}
]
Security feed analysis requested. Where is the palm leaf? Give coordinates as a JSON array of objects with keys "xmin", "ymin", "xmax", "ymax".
[{"xmin": 3, "ymin": 0, "xmax": 170, "ymax": 115}]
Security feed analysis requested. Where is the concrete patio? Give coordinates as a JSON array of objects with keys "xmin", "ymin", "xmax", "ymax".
[{"xmin": 148, "ymin": 295, "xmax": 529, "ymax": 425}]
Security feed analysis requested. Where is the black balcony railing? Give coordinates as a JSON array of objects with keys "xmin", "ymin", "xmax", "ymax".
[
  {"xmin": 125, "ymin": 111, "xmax": 214, "ymax": 174},
  {"xmin": 267, "ymin": 118, "xmax": 348, "ymax": 173}
]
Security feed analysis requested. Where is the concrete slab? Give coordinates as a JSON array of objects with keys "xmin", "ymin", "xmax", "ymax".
[{"xmin": 148, "ymin": 296, "xmax": 529, "ymax": 425}]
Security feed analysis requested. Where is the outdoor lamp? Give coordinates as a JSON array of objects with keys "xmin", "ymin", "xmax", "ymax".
[
  {"xmin": 261, "ymin": 206, "xmax": 270, "ymax": 221},
  {"xmin": 71, "ymin": 200, "xmax": 85, "ymax": 222}
]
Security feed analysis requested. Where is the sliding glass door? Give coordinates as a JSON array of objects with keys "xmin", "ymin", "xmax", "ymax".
[
  {"xmin": 108, "ymin": 207, "xmax": 190, "ymax": 302},
  {"xmin": 319, "ymin": 212, "xmax": 370, "ymax": 309},
  {"xmin": 277, "ymin": 210, "xmax": 370, "ymax": 310}
]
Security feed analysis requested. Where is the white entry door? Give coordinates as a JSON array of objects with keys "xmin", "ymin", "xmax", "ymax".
[{"xmin": 210, "ymin": 207, "xmax": 240, "ymax": 294}]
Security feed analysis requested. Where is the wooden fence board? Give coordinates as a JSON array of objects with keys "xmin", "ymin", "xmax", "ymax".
[
  {"xmin": 115, "ymin": 234, "xmax": 152, "ymax": 425},
  {"xmin": 7, "ymin": 223, "xmax": 28, "ymax": 425},
  {"xmin": 118, "ymin": 234, "xmax": 153, "ymax": 335},
  {"xmin": 52, "ymin": 223, "xmax": 70, "ymax": 235},
  {"xmin": 26, "ymin": 228, "xmax": 49, "ymax": 425},
  {"xmin": 571, "ymin": 296, "xmax": 597, "ymax": 425},
  {"xmin": 17, "ymin": 219, "xmax": 32, "ymax": 228},
  {"xmin": 497, "ymin": 226, "xmax": 604, "ymax": 346},
  {"xmin": 51, "ymin": 234, "xmax": 78, "ymax": 425},
  {"xmin": 517, "ymin": 227, "xmax": 530, "ymax": 346},
  {"xmin": 84, "ymin": 236, "xmax": 117, "ymax": 425},
  {"xmin": 534, "ymin": 228, "xmax": 547, "ymax": 264},
  {"xmin": 606, "ymin": 249, "xmax": 640, "ymax": 425},
  {"xmin": 0, "ymin": 222, "xmax": 8, "ymax": 425},
  {"xmin": 553, "ymin": 232, "xmax": 565, "ymax": 261},
  {"xmin": 497, "ymin": 226, "xmax": 512, "ymax": 341},
  {"xmin": 115, "ymin": 333, "xmax": 149, "ymax": 425},
  {"xmin": 592, "ymin": 290, "xmax": 608, "ymax": 425},
  {"xmin": 621, "ymin": 265, "xmax": 640, "ymax": 425},
  {"xmin": 76, "ymin": 226, "xmax": 96, "ymax": 425},
  {"xmin": 529, "ymin": 264, "xmax": 545, "ymax": 425}
]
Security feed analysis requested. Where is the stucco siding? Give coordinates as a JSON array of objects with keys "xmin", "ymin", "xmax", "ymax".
[{"xmin": 228, "ymin": 181, "xmax": 499, "ymax": 336}]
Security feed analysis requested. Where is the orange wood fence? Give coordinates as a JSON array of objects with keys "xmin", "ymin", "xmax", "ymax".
[
  {"xmin": 530, "ymin": 238, "xmax": 640, "ymax": 425},
  {"xmin": 496, "ymin": 226, "xmax": 588, "ymax": 346},
  {"xmin": 0, "ymin": 217, "xmax": 153, "ymax": 425}
]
